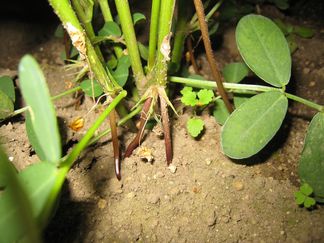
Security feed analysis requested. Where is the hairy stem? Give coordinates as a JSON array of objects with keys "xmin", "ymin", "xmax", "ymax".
[
  {"xmin": 71, "ymin": 0, "xmax": 104, "ymax": 62},
  {"xmin": 193, "ymin": 0, "xmax": 233, "ymax": 113},
  {"xmin": 48, "ymin": 0, "xmax": 116, "ymax": 93},
  {"xmin": 125, "ymin": 97, "xmax": 153, "ymax": 158},
  {"xmin": 148, "ymin": 0, "xmax": 161, "ymax": 70},
  {"xmin": 159, "ymin": 95, "xmax": 172, "ymax": 164}
]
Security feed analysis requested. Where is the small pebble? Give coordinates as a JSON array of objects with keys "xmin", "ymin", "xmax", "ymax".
[
  {"xmin": 147, "ymin": 194, "xmax": 160, "ymax": 204},
  {"xmin": 207, "ymin": 211, "xmax": 217, "ymax": 227},
  {"xmin": 232, "ymin": 181, "xmax": 244, "ymax": 191},
  {"xmin": 97, "ymin": 199, "xmax": 107, "ymax": 209},
  {"xmin": 205, "ymin": 158, "xmax": 212, "ymax": 165},
  {"xmin": 127, "ymin": 192, "xmax": 136, "ymax": 199},
  {"xmin": 8, "ymin": 156, "xmax": 14, "ymax": 162},
  {"xmin": 168, "ymin": 164, "xmax": 177, "ymax": 173}
]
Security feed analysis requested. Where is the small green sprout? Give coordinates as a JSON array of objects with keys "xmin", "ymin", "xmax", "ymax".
[
  {"xmin": 180, "ymin": 86, "xmax": 214, "ymax": 107},
  {"xmin": 295, "ymin": 183, "xmax": 316, "ymax": 209},
  {"xmin": 187, "ymin": 118, "xmax": 204, "ymax": 138}
]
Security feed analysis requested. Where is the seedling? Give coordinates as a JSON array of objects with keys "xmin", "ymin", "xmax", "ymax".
[{"xmin": 295, "ymin": 183, "xmax": 316, "ymax": 209}]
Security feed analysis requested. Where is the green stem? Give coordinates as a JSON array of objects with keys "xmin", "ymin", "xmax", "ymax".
[
  {"xmin": 48, "ymin": 0, "xmax": 116, "ymax": 93},
  {"xmin": 285, "ymin": 93, "xmax": 323, "ymax": 112},
  {"xmin": 71, "ymin": 0, "xmax": 104, "ymax": 62},
  {"xmin": 169, "ymin": 0, "xmax": 190, "ymax": 74},
  {"xmin": 114, "ymin": 0, "xmax": 146, "ymax": 92},
  {"xmin": 169, "ymin": 76, "xmax": 323, "ymax": 111},
  {"xmin": 148, "ymin": 0, "xmax": 161, "ymax": 70},
  {"xmin": 6, "ymin": 86, "xmax": 82, "ymax": 119},
  {"xmin": 154, "ymin": 0, "xmax": 176, "ymax": 86},
  {"xmin": 88, "ymin": 104, "xmax": 142, "ymax": 146},
  {"xmin": 60, "ymin": 90, "xmax": 127, "ymax": 170},
  {"xmin": 98, "ymin": 0, "xmax": 124, "ymax": 58}
]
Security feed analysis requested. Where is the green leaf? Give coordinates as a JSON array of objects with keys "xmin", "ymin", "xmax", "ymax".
[
  {"xmin": 180, "ymin": 87, "xmax": 197, "ymax": 106},
  {"xmin": 298, "ymin": 112, "xmax": 324, "ymax": 202},
  {"xmin": 197, "ymin": 89, "xmax": 214, "ymax": 106},
  {"xmin": 0, "ymin": 76, "xmax": 15, "ymax": 102},
  {"xmin": 138, "ymin": 42, "xmax": 148, "ymax": 61},
  {"xmin": 213, "ymin": 99, "xmax": 230, "ymax": 125},
  {"xmin": 187, "ymin": 118, "xmax": 204, "ymax": 137},
  {"xmin": 18, "ymin": 55, "xmax": 61, "ymax": 163},
  {"xmin": 293, "ymin": 26, "xmax": 315, "ymax": 38},
  {"xmin": 221, "ymin": 91, "xmax": 288, "ymax": 159},
  {"xmin": 222, "ymin": 62, "xmax": 249, "ymax": 83},
  {"xmin": 118, "ymin": 55, "xmax": 131, "ymax": 68},
  {"xmin": 112, "ymin": 64, "xmax": 129, "ymax": 87},
  {"xmin": 304, "ymin": 197, "xmax": 316, "ymax": 208},
  {"xmin": 236, "ymin": 14, "xmax": 291, "ymax": 87},
  {"xmin": 80, "ymin": 79, "xmax": 104, "ymax": 98},
  {"xmin": 300, "ymin": 183, "xmax": 313, "ymax": 196},
  {"xmin": 25, "ymin": 112, "xmax": 47, "ymax": 161},
  {"xmin": 234, "ymin": 93, "xmax": 252, "ymax": 108},
  {"xmin": 294, "ymin": 191, "xmax": 306, "ymax": 205},
  {"xmin": 18, "ymin": 162, "xmax": 58, "ymax": 226},
  {"xmin": 132, "ymin": 12, "xmax": 146, "ymax": 25},
  {"xmin": 54, "ymin": 24, "xmax": 64, "ymax": 38},
  {"xmin": 286, "ymin": 35, "xmax": 298, "ymax": 54},
  {"xmin": 0, "ymin": 90, "xmax": 14, "ymax": 119},
  {"xmin": 98, "ymin": 21, "xmax": 121, "ymax": 37},
  {"xmin": 107, "ymin": 55, "xmax": 118, "ymax": 69},
  {"xmin": 0, "ymin": 148, "xmax": 41, "ymax": 243}
]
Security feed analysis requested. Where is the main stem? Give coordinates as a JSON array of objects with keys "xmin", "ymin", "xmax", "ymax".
[
  {"xmin": 193, "ymin": 0, "xmax": 233, "ymax": 113},
  {"xmin": 148, "ymin": 0, "xmax": 161, "ymax": 70},
  {"xmin": 114, "ymin": 0, "xmax": 146, "ymax": 93}
]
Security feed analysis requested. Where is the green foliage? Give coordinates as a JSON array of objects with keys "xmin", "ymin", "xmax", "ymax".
[
  {"xmin": 295, "ymin": 183, "xmax": 316, "ymax": 208},
  {"xmin": 98, "ymin": 21, "xmax": 122, "ymax": 37},
  {"xmin": 213, "ymin": 99, "xmax": 230, "ymax": 125},
  {"xmin": 274, "ymin": 19, "xmax": 315, "ymax": 38},
  {"xmin": 132, "ymin": 12, "xmax": 146, "ymax": 25},
  {"xmin": 236, "ymin": 14, "xmax": 291, "ymax": 87},
  {"xmin": 187, "ymin": 117, "xmax": 204, "ymax": 137},
  {"xmin": 0, "ymin": 90, "xmax": 14, "ymax": 119},
  {"xmin": 0, "ymin": 76, "xmax": 15, "ymax": 102},
  {"xmin": 221, "ymin": 91, "xmax": 288, "ymax": 159},
  {"xmin": 222, "ymin": 62, "xmax": 249, "ymax": 83},
  {"xmin": 298, "ymin": 112, "xmax": 324, "ymax": 203},
  {"xmin": 233, "ymin": 94, "xmax": 252, "ymax": 109},
  {"xmin": 0, "ymin": 148, "xmax": 41, "ymax": 243},
  {"xmin": 138, "ymin": 42, "xmax": 149, "ymax": 61},
  {"xmin": 111, "ymin": 55, "xmax": 131, "ymax": 87},
  {"xmin": 80, "ymin": 79, "xmax": 104, "ymax": 97},
  {"xmin": 180, "ymin": 86, "xmax": 214, "ymax": 107},
  {"xmin": 19, "ymin": 55, "xmax": 62, "ymax": 163},
  {"xmin": 0, "ymin": 76, "xmax": 15, "ymax": 119}
]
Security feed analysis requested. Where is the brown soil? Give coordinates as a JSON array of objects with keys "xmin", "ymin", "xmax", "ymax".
[{"xmin": 0, "ymin": 7, "xmax": 324, "ymax": 243}]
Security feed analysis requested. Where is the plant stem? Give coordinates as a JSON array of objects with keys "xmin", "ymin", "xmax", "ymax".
[
  {"xmin": 109, "ymin": 110, "xmax": 121, "ymax": 180},
  {"xmin": 48, "ymin": 0, "xmax": 116, "ymax": 93},
  {"xmin": 61, "ymin": 90, "xmax": 127, "ymax": 170},
  {"xmin": 186, "ymin": 36, "xmax": 200, "ymax": 74},
  {"xmin": 125, "ymin": 97, "xmax": 153, "ymax": 158},
  {"xmin": 159, "ymin": 95, "xmax": 172, "ymax": 164},
  {"xmin": 148, "ymin": 0, "xmax": 161, "ymax": 70},
  {"xmin": 169, "ymin": 76, "xmax": 324, "ymax": 112},
  {"xmin": 114, "ymin": 0, "xmax": 146, "ymax": 92},
  {"xmin": 88, "ymin": 105, "xmax": 142, "ymax": 146},
  {"xmin": 71, "ymin": 0, "xmax": 104, "ymax": 62},
  {"xmin": 154, "ymin": 0, "xmax": 176, "ymax": 86},
  {"xmin": 285, "ymin": 93, "xmax": 323, "ymax": 112},
  {"xmin": 6, "ymin": 86, "xmax": 82, "ymax": 119},
  {"xmin": 193, "ymin": 0, "xmax": 233, "ymax": 113},
  {"xmin": 97, "ymin": 0, "xmax": 124, "ymax": 58}
]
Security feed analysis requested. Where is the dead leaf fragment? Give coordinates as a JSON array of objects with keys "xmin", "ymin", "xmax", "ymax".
[{"xmin": 69, "ymin": 117, "xmax": 85, "ymax": 131}]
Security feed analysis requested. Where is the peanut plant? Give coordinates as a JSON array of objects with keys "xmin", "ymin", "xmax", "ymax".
[{"xmin": 0, "ymin": 1, "xmax": 323, "ymax": 242}]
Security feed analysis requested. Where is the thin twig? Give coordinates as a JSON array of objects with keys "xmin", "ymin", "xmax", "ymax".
[
  {"xmin": 193, "ymin": 0, "xmax": 233, "ymax": 113},
  {"xmin": 186, "ymin": 36, "xmax": 200, "ymax": 75}
]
